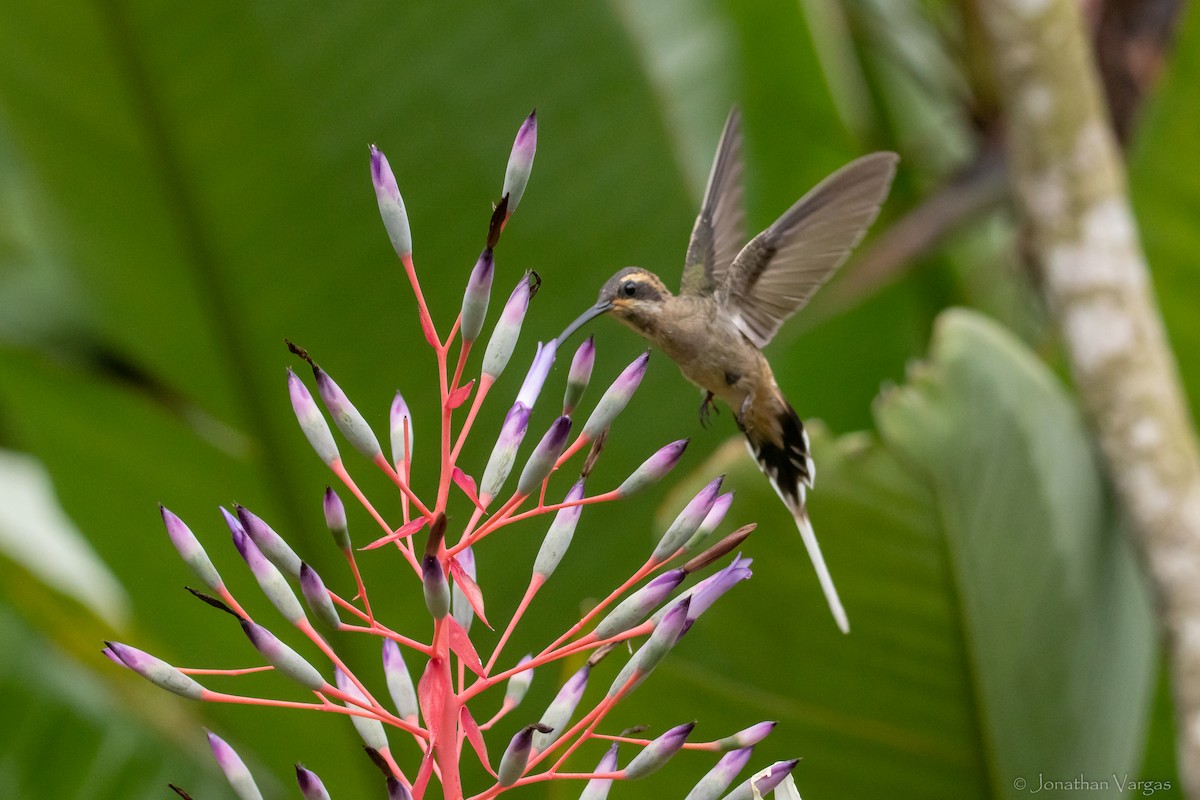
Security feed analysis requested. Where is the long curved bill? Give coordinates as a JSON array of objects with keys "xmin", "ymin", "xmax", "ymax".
[{"xmin": 558, "ymin": 301, "xmax": 612, "ymax": 343}]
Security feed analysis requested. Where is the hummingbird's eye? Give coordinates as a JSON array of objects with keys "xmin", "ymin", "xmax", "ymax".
[{"xmin": 619, "ymin": 280, "xmax": 638, "ymax": 298}]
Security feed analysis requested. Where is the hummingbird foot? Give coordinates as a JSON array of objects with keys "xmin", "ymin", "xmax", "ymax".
[{"xmin": 699, "ymin": 392, "xmax": 719, "ymax": 427}]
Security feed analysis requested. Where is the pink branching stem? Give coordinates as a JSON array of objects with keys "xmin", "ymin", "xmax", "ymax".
[
  {"xmin": 450, "ymin": 339, "xmax": 472, "ymax": 396},
  {"xmin": 544, "ymin": 619, "xmax": 655, "ymax": 663},
  {"xmin": 541, "ymin": 682, "xmax": 633, "ymax": 773},
  {"xmin": 339, "ymin": 546, "xmax": 375, "ymax": 623},
  {"xmin": 296, "ymin": 618, "xmax": 387, "ymax": 714},
  {"xmin": 431, "ymin": 620, "xmax": 465, "ymax": 800},
  {"xmin": 540, "ymin": 556, "xmax": 665, "ymax": 656},
  {"xmin": 178, "ymin": 665, "xmax": 274, "ymax": 677},
  {"xmin": 400, "ymin": 418, "xmax": 413, "ymax": 524},
  {"xmin": 376, "ymin": 453, "xmax": 434, "ymax": 521},
  {"xmin": 478, "ymin": 697, "xmax": 516, "ymax": 731},
  {"xmin": 320, "ymin": 684, "xmax": 426, "ymax": 736},
  {"xmin": 200, "ymin": 689, "xmax": 420, "ymax": 727},
  {"xmin": 456, "ymin": 490, "xmax": 620, "ymax": 555},
  {"xmin": 412, "ymin": 748, "xmax": 437, "ymax": 799},
  {"xmin": 590, "ymin": 733, "xmax": 716, "ymax": 751},
  {"xmin": 448, "ymin": 375, "xmax": 494, "ymax": 465},
  {"xmin": 216, "ymin": 585, "xmax": 250, "ymax": 620},
  {"xmin": 401, "ymin": 254, "xmax": 443, "ymax": 350},
  {"xmin": 379, "ymin": 747, "xmax": 408, "ymax": 783},
  {"xmin": 449, "ymin": 493, "xmax": 527, "ymax": 554},
  {"xmin": 554, "ymin": 433, "xmax": 593, "ymax": 470},
  {"xmin": 336, "ymin": 621, "xmax": 431, "ymax": 656},
  {"xmin": 484, "ymin": 574, "xmax": 544, "ymax": 674}
]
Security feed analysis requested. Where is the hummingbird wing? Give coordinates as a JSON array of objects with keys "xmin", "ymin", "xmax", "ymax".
[
  {"xmin": 680, "ymin": 108, "xmax": 746, "ymax": 297},
  {"xmin": 721, "ymin": 152, "xmax": 898, "ymax": 348}
]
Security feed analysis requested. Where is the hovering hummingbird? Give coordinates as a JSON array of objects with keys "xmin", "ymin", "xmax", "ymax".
[{"xmin": 559, "ymin": 109, "xmax": 897, "ymax": 633}]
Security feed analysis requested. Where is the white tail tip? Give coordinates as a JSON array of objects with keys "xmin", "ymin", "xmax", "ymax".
[{"xmin": 793, "ymin": 510, "xmax": 849, "ymax": 633}]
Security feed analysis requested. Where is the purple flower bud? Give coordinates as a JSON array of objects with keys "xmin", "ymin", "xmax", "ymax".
[
  {"xmin": 498, "ymin": 724, "xmax": 547, "ymax": 786},
  {"xmin": 451, "ymin": 545, "xmax": 477, "ymax": 633},
  {"xmin": 617, "ymin": 439, "xmax": 689, "ymax": 497},
  {"xmin": 314, "ymin": 367, "xmax": 382, "ymax": 460},
  {"xmin": 479, "ymin": 402, "xmax": 532, "ymax": 503},
  {"xmin": 502, "ymin": 110, "xmax": 537, "ymax": 213},
  {"xmin": 532, "ymin": 480, "xmax": 585, "ymax": 578},
  {"xmin": 370, "ymin": 145, "xmax": 413, "ymax": 258},
  {"xmin": 236, "ymin": 505, "xmax": 302, "ymax": 578},
  {"xmin": 300, "ymin": 563, "xmax": 341, "ymax": 629},
  {"xmin": 563, "ymin": 335, "xmax": 595, "ymax": 415},
  {"xmin": 579, "ymin": 743, "xmax": 620, "ymax": 800},
  {"xmin": 422, "ymin": 555, "xmax": 450, "ymax": 620},
  {"xmin": 387, "ymin": 778, "xmax": 414, "ymax": 800},
  {"xmin": 482, "ymin": 274, "xmax": 535, "ymax": 379},
  {"xmin": 227, "ymin": 511, "xmax": 305, "ymax": 624},
  {"xmin": 207, "ymin": 731, "xmax": 264, "ymax": 800},
  {"xmin": 716, "ymin": 721, "xmax": 776, "ymax": 750},
  {"xmin": 323, "ymin": 487, "xmax": 351, "ymax": 551},
  {"xmin": 296, "ymin": 764, "xmax": 332, "ymax": 800},
  {"xmin": 289, "ymin": 368, "xmax": 340, "ymax": 465},
  {"xmin": 389, "ymin": 391, "xmax": 414, "ymax": 474},
  {"xmin": 335, "ymin": 668, "xmax": 389, "ymax": 750},
  {"xmin": 516, "ymin": 340, "xmax": 558, "ymax": 410},
  {"xmin": 723, "ymin": 760, "xmax": 800, "ymax": 800},
  {"xmin": 101, "ymin": 646, "xmax": 124, "ymax": 666},
  {"xmin": 623, "ymin": 722, "xmax": 695, "ymax": 779},
  {"xmin": 383, "ymin": 640, "xmax": 419, "ymax": 721},
  {"xmin": 241, "ymin": 619, "xmax": 325, "ymax": 690},
  {"xmin": 160, "ymin": 506, "xmax": 222, "ymax": 591},
  {"xmin": 607, "ymin": 597, "xmax": 690, "ymax": 697},
  {"xmin": 683, "ymin": 746, "xmax": 755, "ymax": 800},
  {"xmin": 504, "ymin": 655, "xmax": 534, "ymax": 707},
  {"xmin": 106, "ymin": 642, "xmax": 205, "ymax": 699},
  {"xmin": 516, "ymin": 416, "xmax": 572, "ymax": 496},
  {"xmin": 684, "ymin": 491, "xmax": 735, "ymax": 555},
  {"xmin": 582, "ymin": 351, "xmax": 649, "ymax": 440},
  {"xmin": 461, "ymin": 248, "xmax": 495, "ymax": 344},
  {"xmin": 653, "ymin": 476, "xmax": 723, "ymax": 561},
  {"xmin": 532, "ymin": 664, "xmax": 591, "ymax": 751},
  {"xmin": 595, "ymin": 569, "xmax": 686, "ymax": 639},
  {"xmin": 685, "ymin": 555, "xmax": 752, "ymax": 625}
]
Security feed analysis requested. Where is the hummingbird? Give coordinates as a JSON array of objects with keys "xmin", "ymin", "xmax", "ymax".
[{"xmin": 558, "ymin": 109, "xmax": 897, "ymax": 633}]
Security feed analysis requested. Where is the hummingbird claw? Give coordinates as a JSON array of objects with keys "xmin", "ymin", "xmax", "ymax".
[{"xmin": 699, "ymin": 392, "xmax": 718, "ymax": 427}]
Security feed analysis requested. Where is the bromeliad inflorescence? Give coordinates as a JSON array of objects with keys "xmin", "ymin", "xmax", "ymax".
[{"xmin": 105, "ymin": 111, "xmax": 803, "ymax": 800}]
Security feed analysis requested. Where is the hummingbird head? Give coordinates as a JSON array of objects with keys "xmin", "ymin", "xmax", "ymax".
[{"xmin": 558, "ymin": 267, "xmax": 671, "ymax": 343}]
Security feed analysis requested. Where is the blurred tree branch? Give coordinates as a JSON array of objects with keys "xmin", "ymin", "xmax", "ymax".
[{"xmin": 976, "ymin": 0, "xmax": 1200, "ymax": 794}]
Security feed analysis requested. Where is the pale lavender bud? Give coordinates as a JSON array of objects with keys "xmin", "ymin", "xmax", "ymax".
[
  {"xmin": 616, "ymin": 439, "xmax": 689, "ymax": 497},
  {"xmin": 208, "ymin": 731, "xmax": 264, "ymax": 800},
  {"xmin": 383, "ymin": 640, "xmax": 419, "ymax": 721},
  {"xmin": 684, "ymin": 491, "xmax": 735, "ymax": 555},
  {"xmin": 482, "ymin": 274, "xmax": 535, "ymax": 379},
  {"xmin": 323, "ymin": 487, "xmax": 351, "ymax": 551},
  {"xmin": 240, "ymin": 619, "xmax": 325, "ymax": 690},
  {"xmin": 315, "ymin": 367, "xmax": 382, "ymax": 459},
  {"xmin": 516, "ymin": 340, "xmax": 558, "ymax": 409},
  {"xmin": 532, "ymin": 664, "xmax": 591, "ymax": 751},
  {"xmin": 504, "ymin": 655, "xmax": 534, "ymax": 707},
  {"xmin": 498, "ymin": 724, "xmax": 548, "ymax": 786},
  {"xmin": 723, "ymin": 760, "xmax": 800, "ymax": 800},
  {"xmin": 607, "ymin": 597, "xmax": 690, "ymax": 697},
  {"xmin": 300, "ymin": 563, "xmax": 341, "ymax": 629},
  {"xmin": 479, "ymin": 402, "xmax": 531, "ymax": 503},
  {"xmin": 563, "ymin": 335, "xmax": 595, "ymax": 415},
  {"xmin": 289, "ymin": 368, "xmax": 339, "ymax": 465},
  {"xmin": 533, "ymin": 479, "xmax": 585, "ymax": 578},
  {"xmin": 296, "ymin": 765, "xmax": 332, "ymax": 800},
  {"xmin": 389, "ymin": 391, "xmax": 414, "ymax": 471},
  {"xmin": 237, "ymin": 505, "xmax": 302, "ymax": 578},
  {"xmin": 461, "ymin": 248, "xmax": 495, "ymax": 343},
  {"xmin": 623, "ymin": 722, "xmax": 695, "ymax": 779},
  {"xmin": 653, "ymin": 476, "xmax": 723, "ymax": 561},
  {"xmin": 685, "ymin": 555, "xmax": 752, "ymax": 626},
  {"xmin": 335, "ymin": 668, "xmax": 389, "ymax": 750},
  {"xmin": 106, "ymin": 642, "xmax": 205, "ymax": 699},
  {"xmin": 683, "ymin": 746, "xmax": 755, "ymax": 800},
  {"xmin": 516, "ymin": 416, "xmax": 572, "ymax": 496},
  {"xmin": 228, "ymin": 513, "xmax": 305, "ymax": 624},
  {"xmin": 582, "ymin": 351, "xmax": 649, "ymax": 440},
  {"xmin": 423, "ymin": 555, "xmax": 450, "ymax": 619},
  {"xmin": 370, "ymin": 145, "xmax": 412, "ymax": 258},
  {"xmin": 451, "ymin": 546, "xmax": 477, "ymax": 633},
  {"xmin": 579, "ymin": 743, "xmax": 620, "ymax": 800},
  {"xmin": 101, "ymin": 646, "xmax": 123, "ymax": 666},
  {"xmin": 160, "ymin": 506, "xmax": 221, "ymax": 591},
  {"xmin": 387, "ymin": 778, "xmax": 414, "ymax": 800},
  {"xmin": 595, "ymin": 569, "xmax": 686, "ymax": 639},
  {"xmin": 715, "ymin": 721, "xmax": 776, "ymax": 751},
  {"xmin": 502, "ymin": 109, "xmax": 537, "ymax": 213}
]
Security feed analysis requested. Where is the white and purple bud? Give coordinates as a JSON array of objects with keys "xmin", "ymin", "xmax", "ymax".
[
  {"xmin": 684, "ymin": 491, "xmax": 735, "ymax": 555},
  {"xmin": 228, "ymin": 514, "xmax": 305, "ymax": 624},
  {"xmin": 616, "ymin": 439, "xmax": 689, "ymax": 497},
  {"xmin": 383, "ymin": 639, "xmax": 419, "ymax": 721},
  {"xmin": 451, "ymin": 545, "xmax": 477, "ymax": 633},
  {"xmin": 300, "ymin": 563, "xmax": 341, "ymax": 630},
  {"xmin": 723, "ymin": 760, "xmax": 800, "ymax": 800},
  {"xmin": 498, "ymin": 723, "xmax": 549, "ymax": 786},
  {"xmin": 289, "ymin": 368, "xmax": 340, "ymax": 465},
  {"xmin": 503, "ymin": 655, "xmax": 534, "ymax": 708},
  {"xmin": 106, "ymin": 642, "xmax": 205, "ymax": 699},
  {"xmin": 502, "ymin": 110, "xmax": 537, "ymax": 214},
  {"xmin": 482, "ymin": 274, "xmax": 535, "ymax": 380},
  {"xmin": 532, "ymin": 663, "xmax": 591, "ymax": 751},
  {"xmin": 323, "ymin": 487, "xmax": 351, "ymax": 551},
  {"xmin": 314, "ymin": 367, "xmax": 383, "ymax": 460},
  {"xmin": 607, "ymin": 597, "xmax": 690, "ymax": 697},
  {"xmin": 562, "ymin": 336, "xmax": 595, "ymax": 415},
  {"xmin": 595, "ymin": 569, "xmax": 686, "ymax": 639},
  {"xmin": 422, "ymin": 555, "xmax": 450, "ymax": 620},
  {"xmin": 101, "ymin": 646, "xmax": 124, "ymax": 666},
  {"xmin": 335, "ymin": 668, "xmax": 389, "ymax": 750},
  {"xmin": 533, "ymin": 480, "xmax": 586, "ymax": 579},
  {"xmin": 582, "ymin": 351, "xmax": 649, "ymax": 440},
  {"xmin": 389, "ymin": 391, "xmax": 414, "ymax": 471},
  {"xmin": 240, "ymin": 619, "xmax": 325, "ymax": 691},
  {"xmin": 652, "ymin": 476, "xmax": 723, "ymax": 561},
  {"xmin": 387, "ymin": 778, "xmax": 414, "ymax": 800},
  {"xmin": 685, "ymin": 555, "xmax": 753, "ymax": 626},
  {"xmin": 578, "ymin": 742, "xmax": 620, "ymax": 800},
  {"xmin": 237, "ymin": 505, "xmax": 302, "ymax": 579},
  {"xmin": 682, "ymin": 746, "xmax": 755, "ymax": 800},
  {"xmin": 623, "ymin": 722, "xmax": 695, "ymax": 779},
  {"xmin": 296, "ymin": 765, "xmax": 332, "ymax": 800},
  {"xmin": 479, "ymin": 402, "xmax": 532, "ymax": 503},
  {"xmin": 207, "ymin": 731, "xmax": 264, "ymax": 800},
  {"xmin": 716, "ymin": 721, "xmax": 776, "ymax": 751},
  {"xmin": 516, "ymin": 416, "xmax": 572, "ymax": 496},
  {"xmin": 516, "ymin": 340, "xmax": 558, "ymax": 410},
  {"xmin": 461, "ymin": 249, "xmax": 495, "ymax": 344},
  {"xmin": 160, "ymin": 506, "xmax": 221, "ymax": 591},
  {"xmin": 370, "ymin": 145, "xmax": 413, "ymax": 258}
]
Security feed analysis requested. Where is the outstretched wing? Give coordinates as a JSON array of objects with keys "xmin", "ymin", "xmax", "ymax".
[
  {"xmin": 720, "ymin": 152, "xmax": 898, "ymax": 348},
  {"xmin": 680, "ymin": 109, "xmax": 746, "ymax": 297}
]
